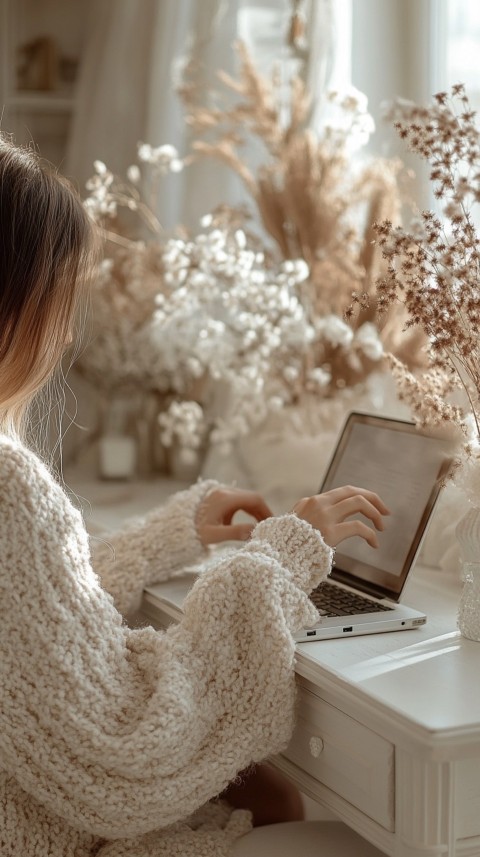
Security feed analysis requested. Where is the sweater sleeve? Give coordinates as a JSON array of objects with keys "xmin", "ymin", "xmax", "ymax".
[
  {"xmin": 90, "ymin": 479, "xmax": 218, "ymax": 616},
  {"xmin": 0, "ymin": 440, "xmax": 333, "ymax": 841}
]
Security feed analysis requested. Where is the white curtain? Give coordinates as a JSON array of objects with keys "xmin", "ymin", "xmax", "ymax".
[
  {"xmin": 66, "ymin": 0, "xmax": 238, "ymax": 229},
  {"xmin": 66, "ymin": 0, "xmax": 342, "ymax": 230}
]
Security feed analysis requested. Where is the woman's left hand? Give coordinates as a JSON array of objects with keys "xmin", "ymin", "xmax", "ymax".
[{"xmin": 196, "ymin": 487, "xmax": 273, "ymax": 546}]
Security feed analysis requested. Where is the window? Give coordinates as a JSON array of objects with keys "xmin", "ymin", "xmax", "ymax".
[{"xmin": 446, "ymin": 0, "xmax": 480, "ymax": 106}]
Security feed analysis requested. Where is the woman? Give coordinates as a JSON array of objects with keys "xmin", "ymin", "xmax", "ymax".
[{"xmin": 0, "ymin": 136, "xmax": 387, "ymax": 857}]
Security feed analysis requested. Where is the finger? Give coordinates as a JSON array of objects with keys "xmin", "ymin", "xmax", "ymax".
[
  {"xmin": 356, "ymin": 489, "xmax": 390, "ymax": 516},
  {"xmin": 224, "ymin": 522, "xmax": 256, "ymax": 540},
  {"xmin": 334, "ymin": 519, "xmax": 379, "ymax": 548},
  {"xmin": 323, "ymin": 485, "xmax": 390, "ymax": 515},
  {"xmin": 333, "ymin": 495, "xmax": 386, "ymax": 530},
  {"xmin": 205, "ymin": 523, "xmax": 255, "ymax": 544},
  {"xmin": 234, "ymin": 492, "xmax": 273, "ymax": 521},
  {"xmin": 218, "ymin": 493, "xmax": 273, "ymax": 523}
]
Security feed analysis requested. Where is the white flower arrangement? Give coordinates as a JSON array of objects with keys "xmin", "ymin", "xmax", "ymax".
[
  {"xmin": 145, "ymin": 222, "xmax": 384, "ymax": 453},
  {"xmin": 158, "ymin": 400, "xmax": 207, "ymax": 464},
  {"xmin": 77, "ymin": 43, "xmax": 411, "ymax": 465},
  {"xmin": 80, "ymin": 162, "xmax": 389, "ymax": 459},
  {"xmin": 147, "ymin": 225, "xmax": 310, "ymax": 451}
]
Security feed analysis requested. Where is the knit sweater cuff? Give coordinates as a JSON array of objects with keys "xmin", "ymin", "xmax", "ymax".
[
  {"xmin": 252, "ymin": 514, "xmax": 334, "ymax": 593},
  {"xmin": 142, "ymin": 478, "xmax": 220, "ymax": 581}
]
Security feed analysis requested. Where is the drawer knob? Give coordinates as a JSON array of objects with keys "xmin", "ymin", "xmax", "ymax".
[{"xmin": 309, "ymin": 736, "xmax": 324, "ymax": 758}]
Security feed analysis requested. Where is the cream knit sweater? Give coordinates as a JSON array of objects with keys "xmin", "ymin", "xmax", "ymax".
[{"xmin": 0, "ymin": 434, "xmax": 333, "ymax": 857}]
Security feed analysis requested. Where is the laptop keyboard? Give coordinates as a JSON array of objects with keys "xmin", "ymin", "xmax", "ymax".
[{"xmin": 310, "ymin": 581, "xmax": 394, "ymax": 617}]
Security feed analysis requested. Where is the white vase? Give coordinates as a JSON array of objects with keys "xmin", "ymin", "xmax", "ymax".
[
  {"xmin": 98, "ymin": 434, "xmax": 137, "ymax": 480},
  {"xmin": 456, "ymin": 506, "xmax": 480, "ymax": 641}
]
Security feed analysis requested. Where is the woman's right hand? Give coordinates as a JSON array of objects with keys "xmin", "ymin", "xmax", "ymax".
[{"xmin": 292, "ymin": 485, "xmax": 390, "ymax": 549}]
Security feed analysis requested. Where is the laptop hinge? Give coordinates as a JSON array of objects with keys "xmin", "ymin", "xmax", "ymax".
[{"xmin": 330, "ymin": 569, "xmax": 399, "ymax": 603}]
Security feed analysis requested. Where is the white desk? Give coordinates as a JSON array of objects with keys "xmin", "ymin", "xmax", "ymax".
[
  {"xmin": 72, "ymin": 474, "xmax": 480, "ymax": 857},
  {"xmin": 141, "ymin": 569, "xmax": 480, "ymax": 857}
]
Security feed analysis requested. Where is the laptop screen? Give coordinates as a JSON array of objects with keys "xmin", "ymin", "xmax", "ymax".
[{"xmin": 320, "ymin": 413, "xmax": 453, "ymax": 601}]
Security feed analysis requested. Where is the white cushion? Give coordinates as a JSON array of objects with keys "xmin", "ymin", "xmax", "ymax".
[{"xmin": 233, "ymin": 821, "xmax": 386, "ymax": 856}]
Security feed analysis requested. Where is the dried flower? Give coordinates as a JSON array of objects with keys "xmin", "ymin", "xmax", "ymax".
[
  {"xmin": 75, "ymin": 243, "xmax": 169, "ymax": 393},
  {"xmin": 181, "ymin": 41, "xmax": 423, "ymax": 378},
  {"xmin": 146, "ymin": 221, "xmax": 314, "ymax": 449},
  {"xmin": 370, "ymin": 85, "xmax": 480, "ymax": 470},
  {"xmin": 158, "ymin": 400, "xmax": 207, "ymax": 453},
  {"xmin": 78, "ymin": 44, "xmax": 420, "ymax": 459},
  {"xmin": 137, "ymin": 142, "xmax": 184, "ymax": 173}
]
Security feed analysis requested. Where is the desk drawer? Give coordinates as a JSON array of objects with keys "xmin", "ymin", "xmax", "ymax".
[{"xmin": 283, "ymin": 683, "xmax": 394, "ymax": 830}]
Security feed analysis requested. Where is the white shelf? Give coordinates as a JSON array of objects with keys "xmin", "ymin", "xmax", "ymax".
[{"xmin": 0, "ymin": 0, "xmax": 90, "ymax": 167}]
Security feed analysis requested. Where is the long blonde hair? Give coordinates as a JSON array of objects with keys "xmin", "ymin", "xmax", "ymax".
[{"xmin": 0, "ymin": 136, "xmax": 96, "ymax": 437}]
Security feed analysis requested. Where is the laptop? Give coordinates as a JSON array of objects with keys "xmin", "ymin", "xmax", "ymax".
[{"xmin": 294, "ymin": 411, "xmax": 453, "ymax": 642}]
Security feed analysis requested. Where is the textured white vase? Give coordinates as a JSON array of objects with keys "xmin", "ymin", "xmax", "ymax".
[{"xmin": 456, "ymin": 506, "xmax": 480, "ymax": 641}]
